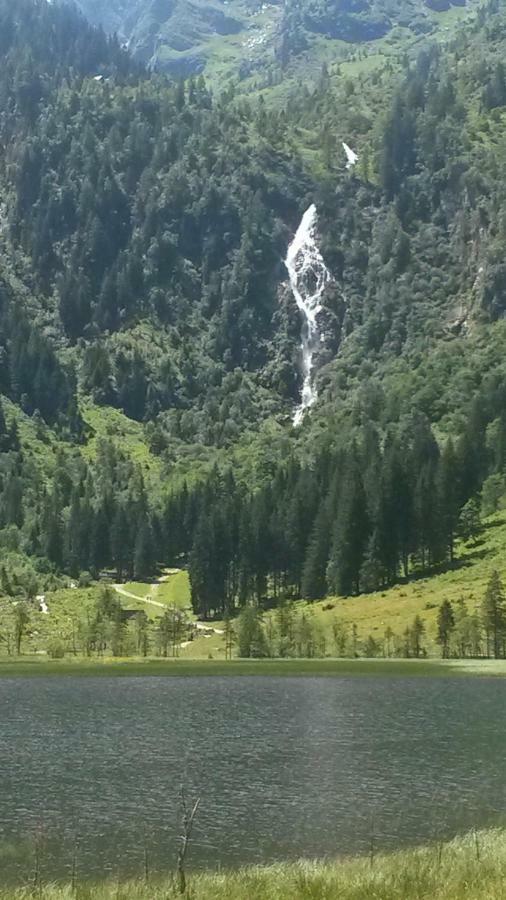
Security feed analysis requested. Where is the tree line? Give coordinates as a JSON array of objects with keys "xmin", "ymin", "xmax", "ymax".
[
  {"xmin": 10, "ymin": 572, "xmax": 506, "ymax": 661},
  {"xmin": 0, "ymin": 365, "xmax": 504, "ymax": 618},
  {"xmin": 233, "ymin": 571, "xmax": 506, "ymax": 660},
  {"xmin": 185, "ymin": 386, "xmax": 503, "ymax": 618}
]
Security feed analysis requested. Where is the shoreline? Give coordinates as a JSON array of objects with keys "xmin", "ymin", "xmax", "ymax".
[
  {"xmin": 0, "ymin": 828, "xmax": 505, "ymax": 897},
  {"xmin": 0, "ymin": 656, "xmax": 504, "ymax": 677}
]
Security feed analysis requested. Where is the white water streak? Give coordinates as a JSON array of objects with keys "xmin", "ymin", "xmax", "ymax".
[
  {"xmin": 285, "ymin": 204, "xmax": 331, "ymax": 426},
  {"xmin": 342, "ymin": 142, "xmax": 358, "ymax": 168}
]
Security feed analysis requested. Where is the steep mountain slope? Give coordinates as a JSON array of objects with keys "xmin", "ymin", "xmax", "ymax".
[
  {"xmin": 66, "ymin": 0, "xmax": 480, "ymax": 83},
  {"xmin": 2, "ymin": 0, "xmax": 506, "ymax": 640},
  {"xmin": 305, "ymin": 0, "xmax": 506, "ymax": 431}
]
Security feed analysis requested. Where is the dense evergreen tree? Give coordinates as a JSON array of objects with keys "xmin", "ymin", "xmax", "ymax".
[
  {"xmin": 482, "ymin": 570, "xmax": 506, "ymax": 658},
  {"xmin": 437, "ymin": 600, "xmax": 455, "ymax": 659},
  {"xmin": 327, "ymin": 456, "xmax": 369, "ymax": 596},
  {"xmin": 1, "ymin": 0, "xmax": 506, "ymax": 635}
]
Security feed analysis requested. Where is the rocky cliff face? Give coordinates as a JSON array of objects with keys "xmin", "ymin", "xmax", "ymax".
[
  {"xmin": 67, "ymin": 0, "xmax": 244, "ymax": 72},
  {"xmin": 65, "ymin": 0, "xmax": 475, "ymax": 78}
]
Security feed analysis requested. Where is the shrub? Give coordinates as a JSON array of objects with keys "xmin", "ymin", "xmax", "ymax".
[
  {"xmin": 78, "ymin": 571, "xmax": 93, "ymax": 588},
  {"xmin": 47, "ymin": 639, "xmax": 65, "ymax": 659}
]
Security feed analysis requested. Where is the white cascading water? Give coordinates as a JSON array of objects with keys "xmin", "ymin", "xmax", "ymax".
[
  {"xmin": 285, "ymin": 203, "xmax": 331, "ymax": 426},
  {"xmin": 342, "ymin": 142, "xmax": 359, "ymax": 169}
]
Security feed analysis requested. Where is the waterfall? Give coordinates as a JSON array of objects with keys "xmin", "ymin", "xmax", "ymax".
[
  {"xmin": 285, "ymin": 204, "xmax": 331, "ymax": 426},
  {"xmin": 342, "ymin": 142, "xmax": 358, "ymax": 169}
]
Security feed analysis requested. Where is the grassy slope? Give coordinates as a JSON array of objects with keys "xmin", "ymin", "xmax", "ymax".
[
  {"xmin": 0, "ymin": 587, "xmax": 99, "ymax": 656},
  {"xmin": 293, "ymin": 513, "xmax": 506, "ymax": 654},
  {"xmin": 119, "ymin": 572, "xmax": 194, "ymax": 621},
  {"xmin": 3, "ymin": 397, "xmax": 60, "ymax": 481},
  {"xmin": 1, "ymin": 828, "xmax": 506, "ymax": 897},
  {"xmin": 3, "ymin": 513, "xmax": 504, "ymax": 662},
  {"xmin": 120, "ymin": 572, "xmax": 192, "ymax": 609},
  {"xmin": 118, "ymin": 572, "xmax": 228, "ymax": 655},
  {"xmin": 155, "ymin": 571, "xmax": 192, "ymax": 607},
  {"xmin": 121, "ymin": 582, "xmax": 152, "ymax": 599},
  {"xmin": 189, "ymin": 0, "xmax": 480, "ymax": 96},
  {"xmin": 81, "ymin": 402, "xmax": 162, "ymax": 485}
]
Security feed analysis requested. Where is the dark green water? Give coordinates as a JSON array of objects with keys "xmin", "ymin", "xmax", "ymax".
[{"xmin": 0, "ymin": 676, "xmax": 505, "ymax": 882}]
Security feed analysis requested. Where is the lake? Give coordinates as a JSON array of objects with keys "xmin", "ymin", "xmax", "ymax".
[{"xmin": 0, "ymin": 675, "xmax": 505, "ymax": 882}]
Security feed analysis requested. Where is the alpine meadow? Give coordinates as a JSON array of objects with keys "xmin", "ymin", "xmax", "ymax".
[{"xmin": 2, "ymin": 0, "xmax": 506, "ymax": 896}]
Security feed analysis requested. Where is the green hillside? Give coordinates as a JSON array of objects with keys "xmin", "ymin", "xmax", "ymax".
[
  {"xmin": 277, "ymin": 511, "xmax": 506, "ymax": 658},
  {"xmin": 2, "ymin": 0, "xmax": 506, "ymax": 662},
  {"xmin": 0, "ymin": 508, "xmax": 503, "ymax": 663},
  {"xmin": 69, "ymin": 0, "xmax": 482, "ymax": 89}
]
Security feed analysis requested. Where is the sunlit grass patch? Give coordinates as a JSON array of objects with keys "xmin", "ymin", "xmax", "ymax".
[
  {"xmin": 122, "ymin": 583, "xmax": 152, "ymax": 599},
  {"xmin": 155, "ymin": 571, "xmax": 191, "ymax": 608}
]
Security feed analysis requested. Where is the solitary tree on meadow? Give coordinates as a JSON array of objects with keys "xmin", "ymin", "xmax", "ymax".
[
  {"xmin": 14, "ymin": 602, "xmax": 30, "ymax": 656},
  {"xmin": 482, "ymin": 570, "xmax": 506, "ymax": 658},
  {"xmin": 411, "ymin": 615, "xmax": 425, "ymax": 658},
  {"xmin": 437, "ymin": 599, "xmax": 455, "ymax": 659},
  {"xmin": 383, "ymin": 626, "xmax": 395, "ymax": 658}
]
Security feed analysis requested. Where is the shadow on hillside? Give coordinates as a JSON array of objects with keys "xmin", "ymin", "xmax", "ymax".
[
  {"xmin": 451, "ymin": 547, "xmax": 492, "ymax": 569},
  {"xmin": 397, "ymin": 537, "xmax": 495, "ymax": 586},
  {"xmin": 482, "ymin": 516, "xmax": 506, "ymax": 530}
]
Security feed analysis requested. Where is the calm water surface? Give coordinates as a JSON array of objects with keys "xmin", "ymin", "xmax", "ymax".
[{"xmin": 0, "ymin": 675, "xmax": 505, "ymax": 881}]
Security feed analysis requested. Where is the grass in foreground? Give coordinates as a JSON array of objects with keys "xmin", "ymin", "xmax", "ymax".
[{"xmin": 2, "ymin": 828, "xmax": 506, "ymax": 898}]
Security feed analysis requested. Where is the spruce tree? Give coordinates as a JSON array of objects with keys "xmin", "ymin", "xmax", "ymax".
[
  {"xmin": 457, "ymin": 497, "xmax": 481, "ymax": 544},
  {"xmin": 0, "ymin": 399, "xmax": 8, "ymax": 452},
  {"xmin": 482, "ymin": 570, "xmax": 506, "ymax": 658},
  {"xmin": 411, "ymin": 615, "xmax": 425, "ymax": 658},
  {"xmin": 327, "ymin": 456, "xmax": 369, "ymax": 596},
  {"xmin": 437, "ymin": 599, "xmax": 455, "ymax": 658},
  {"xmin": 301, "ymin": 504, "xmax": 331, "ymax": 600},
  {"xmin": 359, "ymin": 529, "xmax": 384, "ymax": 592},
  {"xmin": 134, "ymin": 521, "xmax": 154, "ymax": 580},
  {"xmin": 236, "ymin": 605, "xmax": 267, "ymax": 658},
  {"xmin": 438, "ymin": 439, "xmax": 460, "ymax": 562}
]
